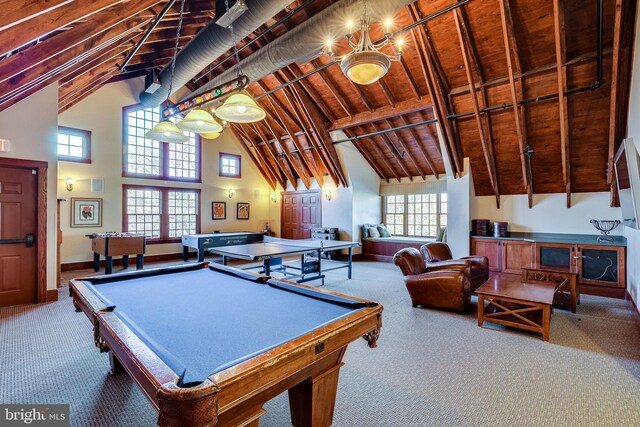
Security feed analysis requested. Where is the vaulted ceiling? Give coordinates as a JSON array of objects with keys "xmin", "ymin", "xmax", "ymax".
[{"xmin": 0, "ymin": 0, "xmax": 636, "ymax": 208}]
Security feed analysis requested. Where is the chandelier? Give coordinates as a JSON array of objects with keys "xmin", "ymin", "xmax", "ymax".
[{"xmin": 326, "ymin": 0, "xmax": 404, "ymax": 85}]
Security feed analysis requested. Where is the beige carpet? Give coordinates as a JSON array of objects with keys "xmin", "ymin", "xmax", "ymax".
[{"xmin": 2, "ymin": 260, "xmax": 640, "ymax": 426}]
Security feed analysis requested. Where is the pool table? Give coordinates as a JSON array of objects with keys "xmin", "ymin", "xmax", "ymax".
[{"xmin": 69, "ymin": 263, "xmax": 382, "ymax": 427}]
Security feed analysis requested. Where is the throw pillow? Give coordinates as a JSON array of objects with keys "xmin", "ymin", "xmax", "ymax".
[
  {"xmin": 368, "ymin": 227, "xmax": 381, "ymax": 238},
  {"xmin": 362, "ymin": 224, "xmax": 372, "ymax": 238},
  {"xmin": 377, "ymin": 224, "xmax": 391, "ymax": 237}
]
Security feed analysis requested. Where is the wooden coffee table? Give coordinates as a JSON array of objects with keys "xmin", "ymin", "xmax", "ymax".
[{"xmin": 477, "ymin": 275, "xmax": 556, "ymax": 341}]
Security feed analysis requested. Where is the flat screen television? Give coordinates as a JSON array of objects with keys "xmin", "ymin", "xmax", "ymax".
[{"xmin": 614, "ymin": 139, "xmax": 640, "ymax": 229}]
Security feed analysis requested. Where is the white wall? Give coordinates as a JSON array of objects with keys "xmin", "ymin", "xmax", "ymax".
[
  {"xmin": 473, "ymin": 192, "xmax": 622, "ymax": 235},
  {"xmin": 0, "ymin": 84, "xmax": 59, "ymax": 290},
  {"xmin": 623, "ymin": 5, "xmax": 640, "ymax": 307},
  {"xmin": 58, "ymin": 79, "xmax": 275, "ymax": 263}
]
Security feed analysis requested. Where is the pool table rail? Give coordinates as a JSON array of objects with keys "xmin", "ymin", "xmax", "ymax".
[{"xmin": 69, "ymin": 262, "xmax": 383, "ymax": 427}]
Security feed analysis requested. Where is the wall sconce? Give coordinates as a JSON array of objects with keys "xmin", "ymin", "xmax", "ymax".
[
  {"xmin": 270, "ymin": 193, "xmax": 278, "ymax": 203},
  {"xmin": 0, "ymin": 138, "xmax": 10, "ymax": 152},
  {"xmin": 65, "ymin": 177, "xmax": 75, "ymax": 192},
  {"xmin": 228, "ymin": 189, "xmax": 235, "ymax": 199},
  {"xmin": 324, "ymin": 190, "xmax": 331, "ymax": 201}
]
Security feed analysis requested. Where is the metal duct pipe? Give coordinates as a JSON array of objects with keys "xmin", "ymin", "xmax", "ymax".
[
  {"xmin": 139, "ymin": 0, "xmax": 293, "ymax": 107},
  {"xmin": 186, "ymin": 0, "xmax": 418, "ymax": 100}
]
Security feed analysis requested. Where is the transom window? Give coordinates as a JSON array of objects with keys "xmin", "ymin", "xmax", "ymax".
[
  {"xmin": 219, "ymin": 152, "xmax": 241, "ymax": 178},
  {"xmin": 123, "ymin": 105, "xmax": 200, "ymax": 182},
  {"xmin": 383, "ymin": 193, "xmax": 447, "ymax": 238},
  {"xmin": 124, "ymin": 185, "xmax": 200, "ymax": 243},
  {"xmin": 57, "ymin": 126, "xmax": 91, "ymax": 163}
]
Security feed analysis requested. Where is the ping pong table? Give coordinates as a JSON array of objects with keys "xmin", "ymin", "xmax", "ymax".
[{"xmin": 209, "ymin": 236, "xmax": 360, "ymax": 284}]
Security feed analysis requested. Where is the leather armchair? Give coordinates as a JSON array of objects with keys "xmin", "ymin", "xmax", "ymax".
[
  {"xmin": 420, "ymin": 242, "xmax": 489, "ymax": 292},
  {"xmin": 393, "ymin": 248, "xmax": 471, "ymax": 312}
]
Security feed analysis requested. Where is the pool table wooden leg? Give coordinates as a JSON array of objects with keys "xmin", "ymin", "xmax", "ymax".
[
  {"xmin": 109, "ymin": 352, "xmax": 124, "ymax": 376},
  {"xmin": 288, "ymin": 362, "xmax": 344, "ymax": 427}
]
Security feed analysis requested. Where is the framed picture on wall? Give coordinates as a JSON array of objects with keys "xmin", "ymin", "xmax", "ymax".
[
  {"xmin": 71, "ymin": 198, "xmax": 102, "ymax": 228},
  {"xmin": 237, "ymin": 202, "xmax": 250, "ymax": 220},
  {"xmin": 212, "ymin": 202, "xmax": 226, "ymax": 220}
]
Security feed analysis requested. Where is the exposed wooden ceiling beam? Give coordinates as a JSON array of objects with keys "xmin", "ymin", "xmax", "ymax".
[
  {"xmin": 0, "ymin": 0, "xmax": 161, "ymax": 86},
  {"xmin": 608, "ymin": 0, "xmax": 636, "ymax": 206},
  {"xmin": 250, "ymin": 122, "xmax": 298, "ymax": 188},
  {"xmin": 399, "ymin": 57, "xmax": 421, "ymax": 99},
  {"xmin": 309, "ymin": 59, "xmax": 354, "ymax": 117},
  {"xmin": 0, "ymin": 0, "xmax": 72, "ymax": 32},
  {"xmin": 361, "ymin": 125, "xmax": 403, "ymax": 182},
  {"xmin": 230, "ymin": 127, "xmax": 277, "ymax": 190},
  {"xmin": 58, "ymin": 67, "xmax": 119, "ymax": 111},
  {"xmin": 330, "ymin": 97, "xmax": 433, "ymax": 131},
  {"xmin": 396, "ymin": 115, "xmax": 439, "ymax": 179},
  {"xmin": 341, "ymin": 128, "xmax": 388, "ymax": 181},
  {"xmin": 276, "ymin": 68, "xmax": 347, "ymax": 187},
  {"xmin": 263, "ymin": 116, "xmax": 312, "ymax": 189},
  {"xmin": 552, "ymin": 0, "xmax": 571, "ymax": 207},
  {"xmin": 263, "ymin": 96, "xmax": 322, "ymax": 186},
  {"xmin": 454, "ymin": 8, "xmax": 500, "ymax": 207},
  {"xmin": 369, "ymin": 123, "xmax": 413, "ymax": 180},
  {"xmin": 498, "ymin": 0, "xmax": 533, "ymax": 207},
  {"xmin": 348, "ymin": 80, "xmax": 374, "ymax": 112},
  {"xmin": 0, "ymin": 0, "xmax": 126, "ymax": 57},
  {"xmin": 1, "ymin": 21, "xmax": 146, "ymax": 111},
  {"xmin": 411, "ymin": 21, "xmax": 462, "ymax": 176},
  {"xmin": 377, "ymin": 79, "xmax": 396, "ymax": 106},
  {"xmin": 255, "ymin": 80, "xmax": 304, "ymax": 131},
  {"xmin": 285, "ymin": 64, "xmax": 336, "ymax": 122},
  {"xmin": 381, "ymin": 119, "xmax": 425, "ymax": 180},
  {"xmin": 236, "ymin": 126, "xmax": 286, "ymax": 188}
]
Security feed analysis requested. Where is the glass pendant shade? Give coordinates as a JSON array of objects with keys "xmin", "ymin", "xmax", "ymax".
[
  {"xmin": 341, "ymin": 51, "xmax": 391, "ymax": 85},
  {"xmin": 200, "ymin": 132, "xmax": 221, "ymax": 140},
  {"xmin": 146, "ymin": 120, "xmax": 188, "ymax": 143},
  {"xmin": 215, "ymin": 93, "xmax": 266, "ymax": 123},
  {"xmin": 177, "ymin": 109, "xmax": 223, "ymax": 133}
]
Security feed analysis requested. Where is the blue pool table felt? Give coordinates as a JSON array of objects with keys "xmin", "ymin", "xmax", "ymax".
[{"xmin": 85, "ymin": 268, "xmax": 363, "ymax": 384}]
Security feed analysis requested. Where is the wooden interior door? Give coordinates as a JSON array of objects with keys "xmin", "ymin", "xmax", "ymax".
[
  {"xmin": 0, "ymin": 166, "xmax": 38, "ymax": 307},
  {"xmin": 299, "ymin": 191, "xmax": 320, "ymax": 239},
  {"xmin": 281, "ymin": 191, "xmax": 321, "ymax": 240},
  {"xmin": 282, "ymin": 193, "xmax": 300, "ymax": 239}
]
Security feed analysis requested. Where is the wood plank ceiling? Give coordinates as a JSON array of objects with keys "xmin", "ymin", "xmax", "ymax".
[{"xmin": 0, "ymin": 0, "xmax": 636, "ymax": 207}]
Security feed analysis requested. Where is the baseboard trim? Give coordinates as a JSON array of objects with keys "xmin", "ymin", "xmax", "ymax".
[
  {"xmin": 580, "ymin": 284, "xmax": 626, "ymax": 299},
  {"xmin": 626, "ymin": 291, "xmax": 640, "ymax": 330},
  {"xmin": 46, "ymin": 289, "xmax": 58, "ymax": 302},
  {"xmin": 61, "ymin": 252, "xmax": 194, "ymax": 272}
]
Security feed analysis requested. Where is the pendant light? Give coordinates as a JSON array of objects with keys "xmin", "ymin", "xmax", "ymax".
[
  {"xmin": 200, "ymin": 132, "xmax": 221, "ymax": 140},
  {"xmin": 326, "ymin": 0, "xmax": 403, "ymax": 85},
  {"xmin": 146, "ymin": 0, "xmax": 188, "ymax": 143},
  {"xmin": 214, "ymin": 4, "xmax": 265, "ymax": 124},
  {"xmin": 215, "ymin": 93, "xmax": 266, "ymax": 123},
  {"xmin": 177, "ymin": 108, "xmax": 223, "ymax": 133}
]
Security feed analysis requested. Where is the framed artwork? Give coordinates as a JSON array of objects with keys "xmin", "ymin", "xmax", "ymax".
[
  {"xmin": 71, "ymin": 198, "xmax": 102, "ymax": 228},
  {"xmin": 212, "ymin": 201, "xmax": 226, "ymax": 220},
  {"xmin": 237, "ymin": 202, "xmax": 250, "ymax": 220}
]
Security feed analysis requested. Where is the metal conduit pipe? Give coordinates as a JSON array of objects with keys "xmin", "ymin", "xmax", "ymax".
[
  {"xmin": 139, "ymin": 0, "xmax": 293, "ymax": 107},
  {"xmin": 447, "ymin": 0, "xmax": 605, "ymax": 121},
  {"xmin": 331, "ymin": 119, "xmax": 439, "ymax": 145}
]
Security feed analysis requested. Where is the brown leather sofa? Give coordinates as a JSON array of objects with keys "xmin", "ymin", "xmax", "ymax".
[
  {"xmin": 393, "ymin": 248, "xmax": 471, "ymax": 312},
  {"xmin": 420, "ymin": 242, "xmax": 489, "ymax": 292}
]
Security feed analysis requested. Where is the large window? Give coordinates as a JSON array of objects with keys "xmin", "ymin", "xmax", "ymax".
[
  {"xmin": 123, "ymin": 105, "xmax": 201, "ymax": 182},
  {"xmin": 383, "ymin": 193, "xmax": 447, "ymax": 238},
  {"xmin": 123, "ymin": 185, "xmax": 200, "ymax": 243},
  {"xmin": 58, "ymin": 126, "xmax": 91, "ymax": 163}
]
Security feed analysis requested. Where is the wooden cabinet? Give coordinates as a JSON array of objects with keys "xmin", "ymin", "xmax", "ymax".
[
  {"xmin": 533, "ymin": 242, "xmax": 626, "ymax": 289},
  {"xmin": 471, "ymin": 238, "xmax": 532, "ymax": 274},
  {"xmin": 501, "ymin": 240, "xmax": 533, "ymax": 274},
  {"xmin": 471, "ymin": 238, "xmax": 501, "ymax": 272},
  {"xmin": 577, "ymin": 245, "xmax": 626, "ymax": 288}
]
